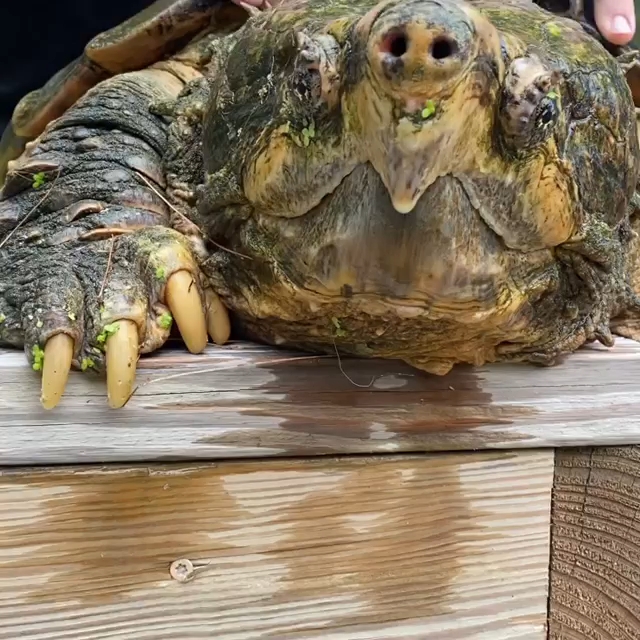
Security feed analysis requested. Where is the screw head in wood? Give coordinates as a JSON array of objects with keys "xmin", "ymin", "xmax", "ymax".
[{"xmin": 170, "ymin": 558, "xmax": 195, "ymax": 583}]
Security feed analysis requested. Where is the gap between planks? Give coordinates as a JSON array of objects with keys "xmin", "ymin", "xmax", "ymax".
[{"xmin": 1, "ymin": 339, "xmax": 640, "ymax": 464}]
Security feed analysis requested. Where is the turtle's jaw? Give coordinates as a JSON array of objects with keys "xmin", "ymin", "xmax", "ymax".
[
  {"xmin": 299, "ymin": 178, "xmax": 514, "ymax": 316},
  {"xmin": 247, "ymin": 165, "xmax": 544, "ymax": 321}
]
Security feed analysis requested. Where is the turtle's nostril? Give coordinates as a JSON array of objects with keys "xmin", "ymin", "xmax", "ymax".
[
  {"xmin": 378, "ymin": 30, "xmax": 459, "ymax": 61},
  {"xmin": 380, "ymin": 29, "xmax": 409, "ymax": 58},
  {"xmin": 369, "ymin": 1, "xmax": 473, "ymax": 94},
  {"xmin": 430, "ymin": 36, "xmax": 458, "ymax": 60}
]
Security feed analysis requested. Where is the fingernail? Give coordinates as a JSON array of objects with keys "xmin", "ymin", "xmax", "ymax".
[{"xmin": 611, "ymin": 15, "xmax": 632, "ymax": 34}]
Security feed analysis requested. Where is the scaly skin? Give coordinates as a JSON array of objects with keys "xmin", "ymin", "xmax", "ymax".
[
  {"xmin": 1, "ymin": 0, "xmax": 639, "ymax": 408},
  {"xmin": 0, "ymin": 0, "xmax": 248, "ymax": 184},
  {"xmin": 0, "ymin": 65, "xmax": 229, "ymax": 408}
]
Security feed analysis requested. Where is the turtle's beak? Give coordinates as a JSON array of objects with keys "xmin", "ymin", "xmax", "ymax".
[
  {"xmin": 344, "ymin": 0, "xmax": 502, "ymax": 214},
  {"xmin": 367, "ymin": 0, "xmax": 476, "ymax": 103}
]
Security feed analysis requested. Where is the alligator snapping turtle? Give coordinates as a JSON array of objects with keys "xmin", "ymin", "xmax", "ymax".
[{"xmin": 1, "ymin": 0, "xmax": 640, "ymax": 410}]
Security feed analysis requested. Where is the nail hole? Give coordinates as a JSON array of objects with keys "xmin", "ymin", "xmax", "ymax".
[
  {"xmin": 381, "ymin": 30, "xmax": 409, "ymax": 58},
  {"xmin": 430, "ymin": 36, "xmax": 457, "ymax": 60}
]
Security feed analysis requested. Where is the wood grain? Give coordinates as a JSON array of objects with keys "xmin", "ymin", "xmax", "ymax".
[
  {"xmin": 2, "ymin": 339, "xmax": 640, "ymax": 464},
  {"xmin": 0, "ymin": 451, "xmax": 553, "ymax": 639},
  {"xmin": 549, "ymin": 446, "xmax": 640, "ymax": 640}
]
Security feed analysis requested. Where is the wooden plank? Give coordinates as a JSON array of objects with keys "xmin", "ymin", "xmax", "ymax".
[
  {"xmin": 0, "ymin": 451, "xmax": 553, "ymax": 639},
  {"xmin": 2, "ymin": 339, "xmax": 640, "ymax": 465},
  {"xmin": 549, "ymin": 446, "xmax": 640, "ymax": 640}
]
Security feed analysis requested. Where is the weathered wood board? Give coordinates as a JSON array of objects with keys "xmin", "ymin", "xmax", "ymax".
[
  {"xmin": 0, "ymin": 451, "xmax": 553, "ymax": 639},
  {"xmin": 549, "ymin": 446, "xmax": 640, "ymax": 639},
  {"xmin": 1, "ymin": 339, "xmax": 640, "ymax": 465}
]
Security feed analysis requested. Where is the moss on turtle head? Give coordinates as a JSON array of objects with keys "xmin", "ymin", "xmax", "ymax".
[
  {"xmin": 421, "ymin": 100, "xmax": 437, "ymax": 120},
  {"xmin": 546, "ymin": 22, "xmax": 562, "ymax": 37},
  {"xmin": 285, "ymin": 118, "xmax": 317, "ymax": 147},
  {"xmin": 331, "ymin": 316, "xmax": 347, "ymax": 337},
  {"xmin": 301, "ymin": 124, "xmax": 316, "ymax": 147},
  {"xmin": 81, "ymin": 357, "xmax": 96, "ymax": 371},
  {"xmin": 32, "ymin": 172, "xmax": 46, "ymax": 189},
  {"xmin": 326, "ymin": 16, "xmax": 352, "ymax": 43}
]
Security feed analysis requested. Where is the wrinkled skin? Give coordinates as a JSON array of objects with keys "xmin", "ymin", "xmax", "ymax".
[{"xmin": 1, "ymin": 0, "xmax": 640, "ymax": 409}]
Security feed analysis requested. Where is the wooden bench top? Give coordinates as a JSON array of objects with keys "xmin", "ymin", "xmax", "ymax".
[{"xmin": 2, "ymin": 337, "xmax": 640, "ymax": 466}]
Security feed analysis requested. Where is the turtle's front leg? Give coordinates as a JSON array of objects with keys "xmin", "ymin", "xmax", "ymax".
[{"xmin": 0, "ymin": 67, "xmax": 229, "ymax": 409}]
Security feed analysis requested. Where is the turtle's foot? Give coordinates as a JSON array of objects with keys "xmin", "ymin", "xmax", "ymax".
[
  {"xmin": 496, "ymin": 320, "xmax": 613, "ymax": 366},
  {"xmin": 0, "ymin": 68, "xmax": 230, "ymax": 410},
  {"xmin": 0, "ymin": 222, "xmax": 229, "ymax": 409}
]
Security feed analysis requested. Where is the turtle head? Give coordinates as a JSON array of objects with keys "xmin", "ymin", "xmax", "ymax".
[
  {"xmin": 202, "ymin": 0, "xmax": 504, "ymax": 218},
  {"xmin": 196, "ymin": 0, "xmax": 638, "ymax": 374},
  {"xmin": 342, "ymin": 0, "xmax": 504, "ymax": 213},
  {"xmin": 200, "ymin": 0, "xmax": 511, "ymax": 322}
]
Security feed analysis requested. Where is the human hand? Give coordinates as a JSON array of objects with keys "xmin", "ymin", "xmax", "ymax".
[
  {"xmin": 231, "ymin": 0, "xmax": 278, "ymax": 12},
  {"xmin": 594, "ymin": 0, "xmax": 636, "ymax": 45}
]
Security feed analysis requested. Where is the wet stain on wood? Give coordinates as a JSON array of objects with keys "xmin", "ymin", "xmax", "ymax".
[
  {"xmin": 261, "ymin": 454, "xmax": 476, "ymax": 627},
  {"xmin": 206, "ymin": 359, "xmax": 538, "ymax": 446},
  {"xmin": 4, "ymin": 340, "xmax": 640, "ymax": 464},
  {"xmin": 0, "ymin": 464, "xmax": 234, "ymax": 605}
]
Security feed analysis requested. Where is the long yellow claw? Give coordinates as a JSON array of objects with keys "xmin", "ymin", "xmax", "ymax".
[
  {"xmin": 205, "ymin": 289, "xmax": 231, "ymax": 346},
  {"xmin": 106, "ymin": 319, "xmax": 139, "ymax": 409},
  {"xmin": 165, "ymin": 270, "xmax": 208, "ymax": 354},
  {"xmin": 40, "ymin": 333, "xmax": 74, "ymax": 410}
]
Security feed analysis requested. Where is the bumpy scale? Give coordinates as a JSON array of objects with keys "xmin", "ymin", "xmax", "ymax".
[{"xmin": 1, "ymin": 0, "xmax": 639, "ymax": 409}]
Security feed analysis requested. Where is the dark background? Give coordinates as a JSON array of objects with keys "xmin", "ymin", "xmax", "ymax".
[
  {"xmin": 0, "ymin": 0, "xmax": 150, "ymax": 132},
  {"xmin": 0, "ymin": 0, "xmax": 607, "ymax": 134}
]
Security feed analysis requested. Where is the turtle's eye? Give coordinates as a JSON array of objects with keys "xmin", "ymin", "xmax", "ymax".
[
  {"xmin": 292, "ymin": 61, "xmax": 323, "ymax": 103},
  {"xmin": 535, "ymin": 95, "xmax": 559, "ymax": 129},
  {"xmin": 289, "ymin": 32, "xmax": 341, "ymax": 110}
]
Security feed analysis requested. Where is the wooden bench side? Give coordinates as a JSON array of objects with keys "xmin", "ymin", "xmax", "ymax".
[{"xmin": 0, "ymin": 451, "xmax": 553, "ymax": 639}]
